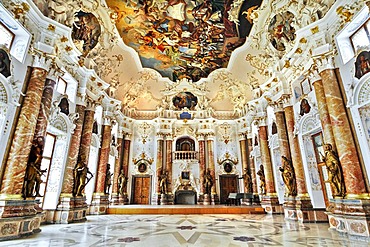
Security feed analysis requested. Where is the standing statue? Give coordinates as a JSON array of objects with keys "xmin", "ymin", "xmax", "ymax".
[
  {"xmin": 204, "ymin": 168, "xmax": 213, "ymax": 195},
  {"xmin": 321, "ymin": 143, "xmax": 346, "ymax": 198},
  {"xmin": 23, "ymin": 137, "xmax": 47, "ymax": 198},
  {"xmin": 118, "ymin": 169, "xmax": 128, "ymax": 196},
  {"xmin": 279, "ymin": 156, "xmax": 297, "ymax": 196},
  {"xmin": 257, "ymin": 164, "xmax": 266, "ymax": 195},
  {"xmin": 242, "ymin": 168, "xmax": 253, "ymax": 193},
  {"xmin": 73, "ymin": 155, "xmax": 93, "ymax": 197},
  {"xmin": 159, "ymin": 170, "xmax": 170, "ymax": 194},
  {"xmin": 105, "ymin": 164, "xmax": 113, "ymax": 194}
]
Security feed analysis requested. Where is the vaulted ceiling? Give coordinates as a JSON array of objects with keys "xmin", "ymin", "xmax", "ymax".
[{"xmin": 35, "ymin": 0, "xmax": 336, "ymax": 114}]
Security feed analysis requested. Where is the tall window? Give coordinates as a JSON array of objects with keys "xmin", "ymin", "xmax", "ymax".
[
  {"xmin": 38, "ymin": 133, "xmax": 56, "ymax": 204},
  {"xmin": 56, "ymin": 77, "xmax": 67, "ymax": 95},
  {"xmin": 0, "ymin": 22, "xmax": 14, "ymax": 49},
  {"xmin": 351, "ymin": 19, "xmax": 370, "ymax": 53}
]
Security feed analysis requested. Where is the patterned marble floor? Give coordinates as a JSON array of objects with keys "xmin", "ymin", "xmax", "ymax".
[{"xmin": 0, "ymin": 214, "xmax": 369, "ymax": 247}]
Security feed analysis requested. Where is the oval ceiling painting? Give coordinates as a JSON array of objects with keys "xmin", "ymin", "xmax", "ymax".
[{"xmin": 107, "ymin": 0, "xmax": 263, "ymax": 81}]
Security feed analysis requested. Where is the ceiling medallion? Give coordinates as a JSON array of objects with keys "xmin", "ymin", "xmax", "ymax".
[
  {"xmin": 107, "ymin": 0, "xmax": 262, "ymax": 81},
  {"xmin": 268, "ymin": 11, "xmax": 296, "ymax": 52}
]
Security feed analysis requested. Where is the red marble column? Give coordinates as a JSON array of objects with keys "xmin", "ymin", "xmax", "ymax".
[
  {"xmin": 94, "ymin": 124, "xmax": 112, "ymax": 194},
  {"xmin": 1, "ymin": 67, "xmax": 48, "ymax": 197},
  {"xmin": 122, "ymin": 137, "xmax": 131, "ymax": 181},
  {"xmin": 206, "ymin": 136, "xmax": 219, "ymax": 204},
  {"xmin": 198, "ymin": 135, "xmax": 206, "ymax": 203},
  {"xmin": 165, "ymin": 137, "xmax": 173, "ymax": 193},
  {"xmin": 239, "ymin": 135, "xmax": 248, "ymax": 191},
  {"xmin": 312, "ymin": 79, "xmax": 336, "ymax": 149},
  {"xmin": 155, "ymin": 135, "xmax": 164, "ymax": 197},
  {"xmin": 320, "ymin": 69, "xmax": 366, "ymax": 196},
  {"xmin": 284, "ymin": 106, "xmax": 309, "ymax": 197},
  {"xmin": 274, "ymin": 108, "xmax": 291, "ymax": 159},
  {"xmin": 247, "ymin": 136, "xmax": 260, "ymax": 204},
  {"xmin": 121, "ymin": 136, "xmax": 131, "ymax": 204},
  {"xmin": 60, "ymin": 104, "xmax": 86, "ymax": 195},
  {"xmin": 79, "ymin": 107, "xmax": 95, "ymax": 164},
  {"xmin": 34, "ymin": 78, "xmax": 56, "ymax": 139},
  {"xmin": 111, "ymin": 137, "xmax": 123, "ymax": 204},
  {"xmin": 258, "ymin": 125, "xmax": 276, "ymax": 195}
]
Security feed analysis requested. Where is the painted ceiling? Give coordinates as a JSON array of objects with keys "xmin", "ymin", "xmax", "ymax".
[{"xmin": 106, "ymin": 0, "xmax": 262, "ymax": 82}]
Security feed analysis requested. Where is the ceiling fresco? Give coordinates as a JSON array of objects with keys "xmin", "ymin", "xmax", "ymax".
[{"xmin": 107, "ymin": 0, "xmax": 262, "ymax": 82}]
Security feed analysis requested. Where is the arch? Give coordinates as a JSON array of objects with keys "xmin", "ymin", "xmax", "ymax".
[
  {"xmin": 176, "ymin": 137, "xmax": 195, "ymax": 151},
  {"xmin": 174, "ymin": 135, "xmax": 198, "ymax": 151},
  {"xmin": 353, "ymin": 74, "xmax": 370, "ymax": 106},
  {"xmin": 50, "ymin": 113, "xmax": 70, "ymax": 133},
  {"xmin": 297, "ymin": 107, "xmax": 321, "ymax": 136}
]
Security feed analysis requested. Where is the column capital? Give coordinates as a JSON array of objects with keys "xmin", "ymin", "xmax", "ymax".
[
  {"xmin": 308, "ymin": 67, "xmax": 321, "ymax": 84},
  {"xmin": 85, "ymin": 97, "xmax": 97, "ymax": 111},
  {"xmin": 124, "ymin": 132, "xmax": 132, "ymax": 140},
  {"xmin": 32, "ymin": 52, "xmax": 53, "ymax": 71},
  {"xmin": 313, "ymin": 50, "xmax": 336, "ymax": 73},
  {"xmin": 238, "ymin": 132, "xmax": 246, "ymax": 141},
  {"xmin": 254, "ymin": 116, "xmax": 267, "ymax": 127},
  {"xmin": 197, "ymin": 134, "xmax": 205, "ymax": 141}
]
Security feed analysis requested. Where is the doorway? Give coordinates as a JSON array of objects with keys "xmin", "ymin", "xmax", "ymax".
[
  {"xmin": 219, "ymin": 175, "xmax": 238, "ymax": 204},
  {"xmin": 132, "ymin": 176, "xmax": 151, "ymax": 204}
]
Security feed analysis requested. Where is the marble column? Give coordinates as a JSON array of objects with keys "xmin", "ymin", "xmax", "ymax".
[
  {"xmin": 1, "ymin": 67, "xmax": 48, "ymax": 198},
  {"xmin": 56, "ymin": 103, "xmax": 86, "ymax": 223},
  {"xmin": 274, "ymin": 107, "xmax": 291, "ymax": 160},
  {"xmin": 206, "ymin": 136, "xmax": 219, "ymax": 204},
  {"xmin": 79, "ymin": 103, "xmax": 96, "ymax": 165},
  {"xmin": 317, "ymin": 64, "xmax": 370, "ymax": 237},
  {"xmin": 0, "ymin": 63, "xmax": 48, "ymax": 239},
  {"xmin": 111, "ymin": 136, "xmax": 123, "ymax": 205},
  {"xmin": 34, "ymin": 78, "xmax": 56, "ymax": 139},
  {"xmin": 239, "ymin": 134, "xmax": 248, "ymax": 189},
  {"xmin": 155, "ymin": 134, "xmax": 164, "ymax": 204},
  {"xmin": 89, "ymin": 119, "xmax": 112, "ymax": 214},
  {"xmin": 247, "ymin": 135, "xmax": 260, "ymax": 205},
  {"xmin": 161, "ymin": 135, "xmax": 174, "ymax": 205},
  {"xmin": 312, "ymin": 78, "xmax": 336, "ymax": 149},
  {"xmin": 198, "ymin": 135, "xmax": 206, "ymax": 204},
  {"xmin": 284, "ymin": 104, "xmax": 315, "ymax": 222},
  {"xmin": 120, "ymin": 136, "xmax": 131, "ymax": 204},
  {"xmin": 320, "ymin": 69, "xmax": 366, "ymax": 196},
  {"xmin": 258, "ymin": 123, "xmax": 281, "ymax": 213}
]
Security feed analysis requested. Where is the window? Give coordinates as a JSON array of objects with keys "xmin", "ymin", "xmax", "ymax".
[
  {"xmin": 0, "ymin": 22, "xmax": 14, "ymax": 49},
  {"xmin": 38, "ymin": 133, "xmax": 56, "ymax": 204},
  {"xmin": 351, "ymin": 19, "xmax": 370, "ymax": 53},
  {"xmin": 312, "ymin": 132, "xmax": 324, "ymax": 164},
  {"xmin": 56, "ymin": 77, "xmax": 67, "ymax": 95}
]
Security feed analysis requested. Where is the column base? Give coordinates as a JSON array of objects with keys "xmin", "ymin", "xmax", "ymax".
[
  {"xmin": 211, "ymin": 194, "xmax": 219, "ymax": 205},
  {"xmin": 203, "ymin": 194, "xmax": 211, "ymax": 205},
  {"xmin": 0, "ymin": 199, "xmax": 42, "ymax": 240},
  {"xmin": 88, "ymin": 194, "xmax": 109, "ymax": 215},
  {"xmin": 111, "ymin": 193, "xmax": 120, "ymax": 205},
  {"xmin": 160, "ymin": 194, "xmax": 174, "ymax": 205},
  {"xmin": 261, "ymin": 194, "xmax": 283, "ymax": 214},
  {"xmin": 283, "ymin": 196, "xmax": 326, "ymax": 223},
  {"xmin": 326, "ymin": 198, "xmax": 370, "ymax": 239},
  {"xmin": 46, "ymin": 196, "xmax": 87, "ymax": 224},
  {"xmin": 197, "ymin": 194, "xmax": 204, "ymax": 205}
]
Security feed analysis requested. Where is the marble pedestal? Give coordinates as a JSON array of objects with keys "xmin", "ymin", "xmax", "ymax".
[
  {"xmin": 0, "ymin": 199, "xmax": 42, "ymax": 240},
  {"xmin": 197, "ymin": 194, "xmax": 204, "ymax": 205},
  {"xmin": 160, "ymin": 194, "xmax": 174, "ymax": 205},
  {"xmin": 111, "ymin": 193, "xmax": 120, "ymax": 205},
  {"xmin": 203, "ymin": 194, "xmax": 211, "ymax": 205},
  {"xmin": 261, "ymin": 194, "xmax": 283, "ymax": 214},
  {"xmin": 88, "ymin": 194, "xmax": 109, "ymax": 215},
  {"xmin": 327, "ymin": 198, "xmax": 370, "ymax": 240},
  {"xmin": 283, "ymin": 197, "xmax": 327, "ymax": 223},
  {"xmin": 47, "ymin": 196, "xmax": 87, "ymax": 224},
  {"xmin": 211, "ymin": 194, "xmax": 219, "ymax": 205}
]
